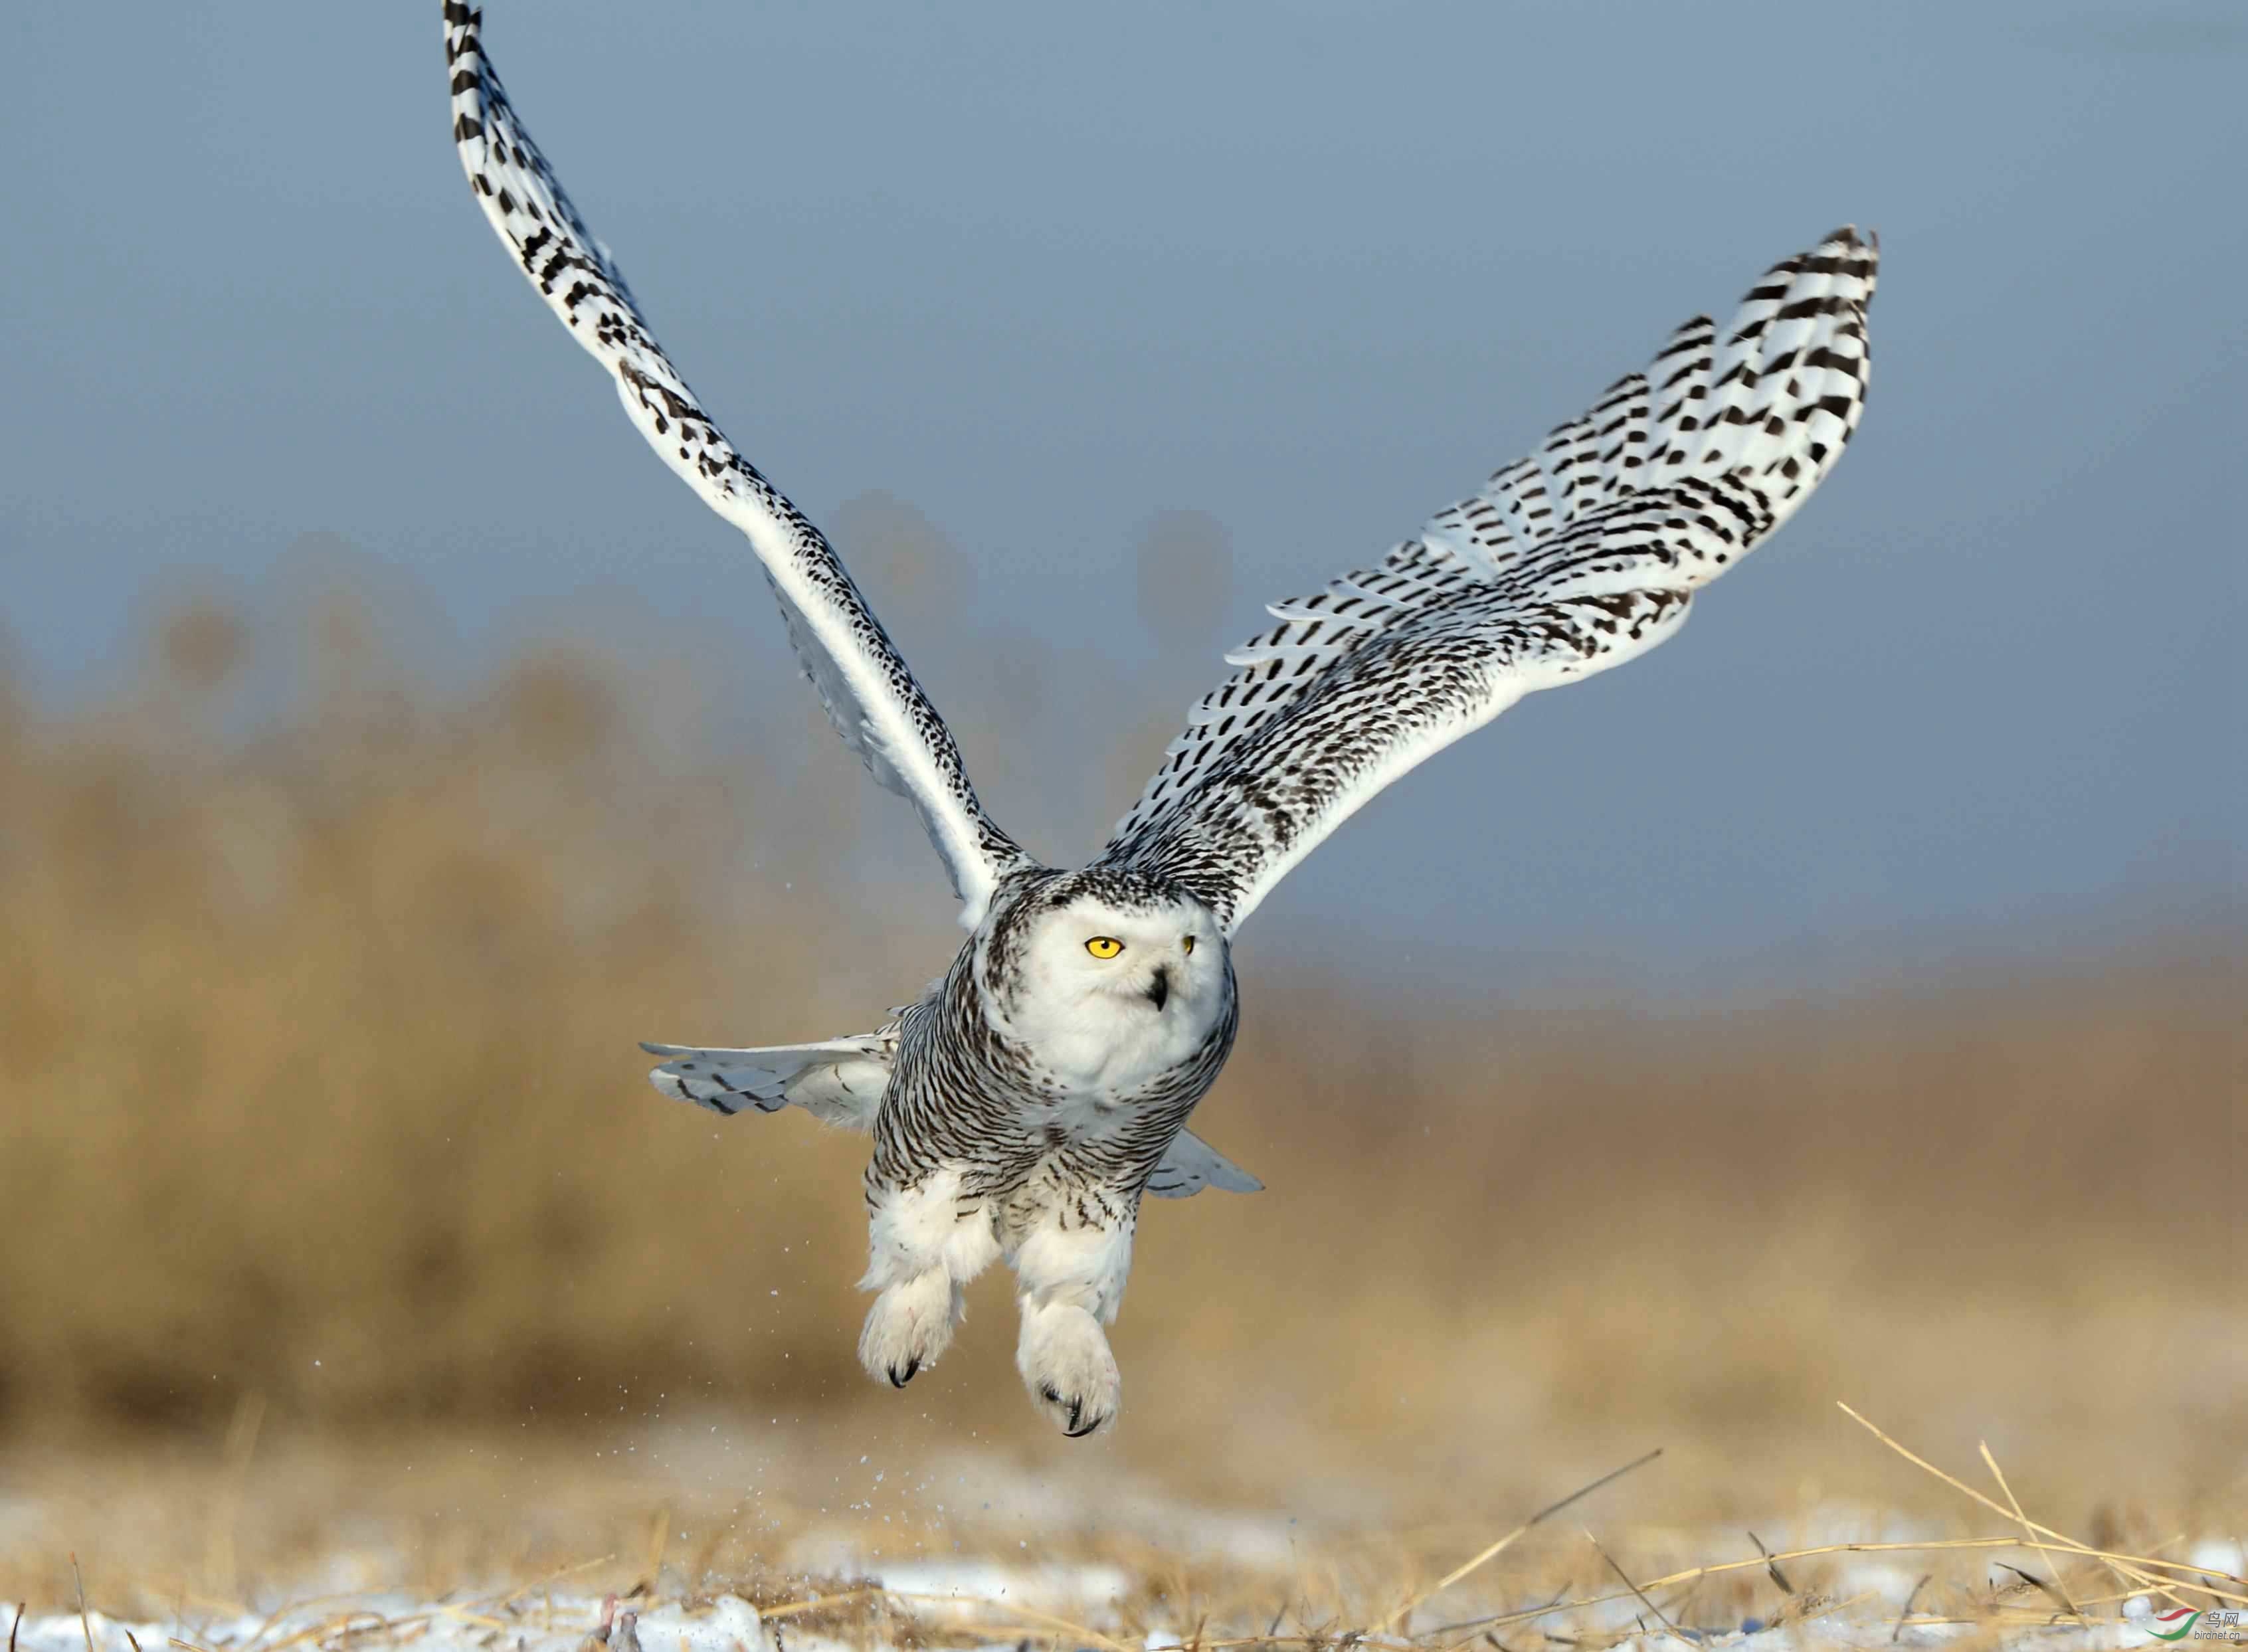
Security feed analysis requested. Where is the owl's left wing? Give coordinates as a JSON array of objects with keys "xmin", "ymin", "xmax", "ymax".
[
  {"xmin": 445, "ymin": 6, "xmax": 1028, "ymax": 921},
  {"xmin": 1143, "ymin": 1131, "xmax": 1265, "ymax": 1199},
  {"xmin": 1101, "ymin": 229, "xmax": 1877, "ymax": 933}
]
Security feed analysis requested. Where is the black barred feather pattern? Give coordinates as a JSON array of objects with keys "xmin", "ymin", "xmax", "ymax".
[
  {"xmin": 867, "ymin": 868, "xmax": 1240, "ymax": 1217},
  {"xmin": 642, "ymin": 1027, "xmax": 902, "ymax": 1123},
  {"xmin": 642, "ymin": 980, "xmax": 1256, "ymax": 1199},
  {"xmin": 1104, "ymin": 229, "xmax": 1877, "ymax": 932},
  {"xmin": 444, "ymin": 5, "xmax": 1026, "ymax": 919}
]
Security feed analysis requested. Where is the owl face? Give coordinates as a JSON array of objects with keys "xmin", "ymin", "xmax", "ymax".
[{"xmin": 984, "ymin": 873, "xmax": 1230, "ymax": 1093}]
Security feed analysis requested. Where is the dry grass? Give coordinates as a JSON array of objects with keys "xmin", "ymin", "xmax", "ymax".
[
  {"xmin": 0, "ymin": 584, "xmax": 2240, "ymax": 1593},
  {"xmin": 3, "ymin": 1412, "xmax": 2242, "ymax": 1647}
]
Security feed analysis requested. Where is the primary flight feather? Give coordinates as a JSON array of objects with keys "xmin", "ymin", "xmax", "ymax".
[{"xmin": 446, "ymin": 2, "xmax": 1875, "ymax": 1436}]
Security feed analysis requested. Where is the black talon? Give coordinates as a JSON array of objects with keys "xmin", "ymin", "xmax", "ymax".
[
  {"xmin": 890, "ymin": 1356, "xmax": 919, "ymax": 1388},
  {"xmin": 1039, "ymin": 1384, "xmax": 1099, "ymax": 1435}
]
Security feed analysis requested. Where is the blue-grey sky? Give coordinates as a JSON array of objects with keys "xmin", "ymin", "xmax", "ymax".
[{"xmin": 5, "ymin": 1, "xmax": 2242, "ymax": 986}]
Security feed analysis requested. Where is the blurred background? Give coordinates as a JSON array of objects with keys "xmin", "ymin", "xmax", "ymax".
[{"xmin": 1, "ymin": 0, "xmax": 2242, "ymax": 1590}]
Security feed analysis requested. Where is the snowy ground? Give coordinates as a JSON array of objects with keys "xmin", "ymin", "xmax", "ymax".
[
  {"xmin": 7, "ymin": 1409, "xmax": 2240, "ymax": 1652},
  {"xmin": 10, "ymin": 1497, "xmax": 2241, "ymax": 1652}
]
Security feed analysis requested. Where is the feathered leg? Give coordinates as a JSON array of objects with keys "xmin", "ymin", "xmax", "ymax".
[
  {"xmin": 856, "ymin": 1168, "xmax": 999, "ymax": 1387},
  {"xmin": 1009, "ymin": 1202, "xmax": 1135, "ymax": 1437}
]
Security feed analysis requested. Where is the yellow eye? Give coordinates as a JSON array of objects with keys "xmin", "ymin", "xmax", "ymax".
[
  {"xmin": 1182, "ymin": 935, "xmax": 1195, "ymax": 955},
  {"xmin": 1085, "ymin": 936, "xmax": 1124, "ymax": 959}
]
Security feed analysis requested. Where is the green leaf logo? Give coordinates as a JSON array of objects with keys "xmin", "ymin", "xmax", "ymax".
[{"xmin": 2151, "ymin": 1608, "xmax": 2201, "ymax": 1642}]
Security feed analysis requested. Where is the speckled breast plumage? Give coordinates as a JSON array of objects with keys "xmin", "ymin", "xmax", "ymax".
[{"xmin": 870, "ymin": 870, "xmax": 1240, "ymax": 1234}]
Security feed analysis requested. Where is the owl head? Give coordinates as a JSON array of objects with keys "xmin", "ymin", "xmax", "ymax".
[{"xmin": 979, "ymin": 868, "xmax": 1230, "ymax": 1085}]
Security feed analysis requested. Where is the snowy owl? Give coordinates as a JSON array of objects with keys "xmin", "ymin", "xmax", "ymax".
[{"xmin": 446, "ymin": 5, "xmax": 1876, "ymax": 1436}]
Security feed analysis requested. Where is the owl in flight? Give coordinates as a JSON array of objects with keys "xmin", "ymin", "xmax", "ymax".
[{"xmin": 446, "ymin": 4, "xmax": 1876, "ymax": 1436}]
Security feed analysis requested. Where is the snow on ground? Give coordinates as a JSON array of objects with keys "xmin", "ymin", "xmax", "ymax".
[
  {"xmin": 7, "ymin": 1437, "xmax": 2239, "ymax": 1652},
  {"xmin": 9, "ymin": 1528, "xmax": 2237, "ymax": 1652}
]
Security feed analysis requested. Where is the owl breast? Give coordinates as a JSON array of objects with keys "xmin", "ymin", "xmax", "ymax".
[
  {"xmin": 870, "ymin": 877, "xmax": 1242, "ymax": 1202},
  {"xmin": 1015, "ymin": 994, "xmax": 1215, "ymax": 1103}
]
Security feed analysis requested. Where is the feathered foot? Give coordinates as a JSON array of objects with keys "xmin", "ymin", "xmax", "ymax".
[
  {"xmin": 1016, "ymin": 1300, "xmax": 1121, "ymax": 1437},
  {"xmin": 857, "ymin": 1267, "xmax": 959, "ymax": 1388}
]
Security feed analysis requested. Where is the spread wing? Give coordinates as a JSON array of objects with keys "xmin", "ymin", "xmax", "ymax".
[
  {"xmin": 1100, "ymin": 228, "xmax": 1877, "ymax": 933},
  {"xmin": 642, "ymin": 1034, "xmax": 898, "ymax": 1128},
  {"xmin": 445, "ymin": 5, "xmax": 1028, "ymax": 921}
]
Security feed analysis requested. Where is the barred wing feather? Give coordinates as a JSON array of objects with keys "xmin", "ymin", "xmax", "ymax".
[
  {"xmin": 445, "ymin": 5, "xmax": 1026, "ymax": 921},
  {"xmin": 1101, "ymin": 228, "xmax": 1877, "ymax": 933},
  {"xmin": 642, "ymin": 1034, "xmax": 897, "ymax": 1127}
]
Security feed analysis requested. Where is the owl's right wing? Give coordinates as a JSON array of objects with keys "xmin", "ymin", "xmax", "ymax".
[
  {"xmin": 1101, "ymin": 229, "xmax": 1877, "ymax": 934},
  {"xmin": 446, "ymin": 7, "xmax": 1028, "ymax": 922},
  {"xmin": 643, "ymin": 1034, "xmax": 897, "ymax": 1128}
]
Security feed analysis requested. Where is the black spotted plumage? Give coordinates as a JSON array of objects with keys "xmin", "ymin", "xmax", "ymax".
[
  {"xmin": 1104, "ymin": 236, "xmax": 1875, "ymax": 931},
  {"xmin": 444, "ymin": 3, "xmax": 1025, "ymax": 918},
  {"xmin": 448, "ymin": 4, "xmax": 1877, "ymax": 1434}
]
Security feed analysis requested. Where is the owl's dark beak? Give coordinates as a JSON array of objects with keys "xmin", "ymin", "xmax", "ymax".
[{"xmin": 1145, "ymin": 966, "xmax": 1170, "ymax": 1012}]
